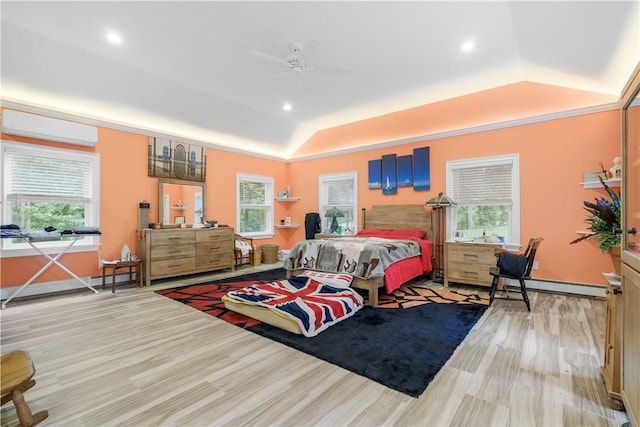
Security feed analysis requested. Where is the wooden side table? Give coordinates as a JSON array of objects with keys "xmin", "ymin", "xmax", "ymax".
[{"xmin": 101, "ymin": 259, "xmax": 143, "ymax": 293}]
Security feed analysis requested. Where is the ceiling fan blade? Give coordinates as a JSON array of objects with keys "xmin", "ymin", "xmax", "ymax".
[
  {"xmin": 249, "ymin": 49, "xmax": 288, "ymax": 66},
  {"xmin": 303, "ymin": 38, "xmax": 320, "ymax": 59},
  {"xmin": 307, "ymin": 64, "xmax": 349, "ymax": 76},
  {"xmin": 302, "ymin": 72, "xmax": 312, "ymax": 93}
]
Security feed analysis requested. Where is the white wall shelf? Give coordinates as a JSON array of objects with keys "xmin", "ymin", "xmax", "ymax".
[
  {"xmin": 580, "ymin": 178, "xmax": 621, "ymax": 189},
  {"xmin": 275, "ymin": 197, "xmax": 300, "ymax": 202},
  {"xmin": 275, "ymin": 225, "xmax": 300, "ymax": 229}
]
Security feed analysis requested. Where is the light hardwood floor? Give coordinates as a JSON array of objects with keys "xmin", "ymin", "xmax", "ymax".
[{"xmin": 0, "ymin": 265, "xmax": 630, "ymax": 426}]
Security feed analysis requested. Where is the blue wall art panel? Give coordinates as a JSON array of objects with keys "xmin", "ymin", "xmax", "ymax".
[
  {"xmin": 381, "ymin": 154, "xmax": 397, "ymax": 195},
  {"xmin": 413, "ymin": 146, "xmax": 431, "ymax": 191},
  {"xmin": 397, "ymin": 155, "xmax": 413, "ymax": 187},
  {"xmin": 368, "ymin": 159, "xmax": 382, "ymax": 189}
]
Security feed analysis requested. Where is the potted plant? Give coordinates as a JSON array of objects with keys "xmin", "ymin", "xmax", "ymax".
[{"xmin": 570, "ymin": 175, "xmax": 622, "ymax": 273}]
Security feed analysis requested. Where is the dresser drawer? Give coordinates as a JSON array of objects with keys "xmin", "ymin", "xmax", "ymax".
[
  {"xmin": 150, "ymin": 245, "xmax": 195, "ymax": 260},
  {"xmin": 150, "ymin": 257, "xmax": 195, "ymax": 276},
  {"xmin": 447, "ymin": 244, "xmax": 498, "ymax": 264},
  {"xmin": 151, "ymin": 230, "xmax": 195, "ymax": 246},
  {"xmin": 196, "ymin": 254, "xmax": 232, "ymax": 270},
  {"xmin": 196, "ymin": 228, "xmax": 233, "ymax": 243},
  {"xmin": 196, "ymin": 241, "xmax": 232, "ymax": 256},
  {"xmin": 447, "ymin": 261, "xmax": 494, "ymax": 286}
]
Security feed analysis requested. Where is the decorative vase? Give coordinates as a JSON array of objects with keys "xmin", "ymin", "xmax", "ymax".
[{"xmin": 608, "ymin": 246, "xmax": 622, "ymax": 275}]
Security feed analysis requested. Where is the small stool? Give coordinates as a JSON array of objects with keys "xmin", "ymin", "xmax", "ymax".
[
  {"xmin": 102, "ymin": 259, "xmax": 143, "ymax": 293},
  {"xmin": 1, "ymin": 350, "xmax": 49, "ymax": 427}
]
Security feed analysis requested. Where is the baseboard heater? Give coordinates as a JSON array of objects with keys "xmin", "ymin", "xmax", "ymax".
[{"xmin": 2, "ymin": 109, "xmax": 98, "ymax": 147}]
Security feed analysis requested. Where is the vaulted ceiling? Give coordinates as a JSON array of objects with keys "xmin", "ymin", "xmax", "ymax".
[{"xmin": 1, "ymin": 1, "xmax": 638, "ymax": 159}]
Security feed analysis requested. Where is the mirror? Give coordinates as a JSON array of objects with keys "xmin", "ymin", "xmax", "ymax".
[
  {"xmin": 158, "ymin": 178, "xmax": 207, "ymax": 225},
  {"xmin": 623, "ymin": 74, "xmax": 640, "ymax": 258}
]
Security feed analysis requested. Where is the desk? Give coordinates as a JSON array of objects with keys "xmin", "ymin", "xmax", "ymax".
[
  {"xmin": 2, "ymin": 234, "xmax": 99, "ymax": 309},
  {"xmin": 101, "ymin": 259, "xmax": 143, "ymax": 293}
]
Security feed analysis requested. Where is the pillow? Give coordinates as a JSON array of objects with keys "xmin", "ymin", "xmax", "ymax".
[
  {"xmin": 356, "ymin": 229, "xmax": 392, "ymax": 237},
  {"xmin": 298, "ymin": 270, "xmax": 354, "ymax": 288},
  {"xmin": 388, "ymin": 229, "xmax": 426, "ymax": 239}
]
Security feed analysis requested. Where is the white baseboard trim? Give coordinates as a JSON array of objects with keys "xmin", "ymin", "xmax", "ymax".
[
  {"xmin": 1, "ymin": 273, "xmax": 606, "ymax": 302},
  {"xmin": 0, "ymin": 272, "xmax": 137, "ymax": 301},
  {"xmin": 508, "ymin": 278, "xmax": 606, "ymax": 298}
]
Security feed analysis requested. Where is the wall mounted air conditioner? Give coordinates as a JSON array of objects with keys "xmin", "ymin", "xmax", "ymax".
[{"xmin": 1, "ymin": 109, "xmax": 98, "ymax": 147}]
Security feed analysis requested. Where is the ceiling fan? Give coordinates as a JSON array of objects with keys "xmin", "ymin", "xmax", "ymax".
[{"xmin": 249, "ymin": 39, "xmax": 348, "ymax": 92}]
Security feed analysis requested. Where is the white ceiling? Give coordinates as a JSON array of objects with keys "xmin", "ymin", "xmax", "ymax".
[{"xmin": 1, "ymin": 1, "xmax": 639, "ymax": 159}]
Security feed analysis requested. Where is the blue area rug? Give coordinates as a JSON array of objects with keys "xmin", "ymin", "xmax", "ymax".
[{"xmin": 157, "ymin": 269, "xmax": 488, "ymax": 397}]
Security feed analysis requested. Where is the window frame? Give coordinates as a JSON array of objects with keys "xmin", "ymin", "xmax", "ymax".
[
  {"xmin": 318, "ymin": 171, "xmax": 358, "ymax": 234},
  {"xmin": 446, "ymin": 153, "xmax": 520, "ymax": 248},
  {"xmin": 236, "ymin": 172, "xmax": 274, "ymax": 239},
  {"xmin": 1, "ymin": 141, "xmax": 101, "ymax": 257}
]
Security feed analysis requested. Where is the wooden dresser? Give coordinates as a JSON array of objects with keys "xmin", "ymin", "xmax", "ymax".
[
  {"xmin": 444, "ymin": 241, "xmax": 502, "ymax": 287},
  {"xmin": 136, "ymin": 227, "xmax": 234, "ymax": 287}
]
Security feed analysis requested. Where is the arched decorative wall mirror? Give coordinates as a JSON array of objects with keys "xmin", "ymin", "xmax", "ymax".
[{"xmin": 158, "ymin": 178, "xmax": 207, "ymax": 225}]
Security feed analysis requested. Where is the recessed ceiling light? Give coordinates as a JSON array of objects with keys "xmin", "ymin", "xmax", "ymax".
[
  {"xmin": 107, "ymin": 32, "xmax": 122, "ymax": 44},
  {"xmin": 461, "ymin": 40, "xmax": 475, "ymax": 52},
  {"xmin": 283, "ymin": 103, "xmax": 292, "ymax": 112}
]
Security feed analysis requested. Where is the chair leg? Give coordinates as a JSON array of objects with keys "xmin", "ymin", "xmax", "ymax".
[
  {"xmin": 519, "ymin": 279, "xmax": 531, "ymax": 311},
  {"xmin": 489, "ymin": 276, "xmax": 499, "ymax": 305},
  {"xmin": 10, "ymin": 386, "xmax": 49, "ymax": 427}
]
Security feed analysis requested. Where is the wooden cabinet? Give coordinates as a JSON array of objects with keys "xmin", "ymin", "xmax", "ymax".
[
  {"xmin": 137, "ymin": 227, "xmax": 233, "ymax": 287},
  {"xmin": 622, "ymin": 265, "xmax": 640, "ymax": 419},
  {"xmin": 601, "ymin": 274, "xmax": 622, "ymax": 402},
  {"xmin": 620, "ymin": 61, "xmax": 640, "ymax": 425},
  {"xmin": 444, "ymin": 241, "xmax": 502, "ymax": 287}
]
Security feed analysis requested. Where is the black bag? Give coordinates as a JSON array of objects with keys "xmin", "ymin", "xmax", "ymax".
[{"xmin": 497, "ymin": 252, "xmax": 528, "ymax": 277}]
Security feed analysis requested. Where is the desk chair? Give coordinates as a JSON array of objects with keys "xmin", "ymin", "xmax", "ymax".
[
  {"xmin": 1, "ymin": 350, "xmax": 48, "ymax": 427},
  {"xmin": 489, "ymin": 237, "xmax": 543, "ymax": 311},
  {"xmin": 234, "ymin": 234, "xmax": 255, "ymax": 269}
]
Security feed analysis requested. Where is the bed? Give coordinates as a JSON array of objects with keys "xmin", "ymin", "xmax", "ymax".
[{"xmin": 284, "ymin": 204, "xmax": 433, "ymax": 306}]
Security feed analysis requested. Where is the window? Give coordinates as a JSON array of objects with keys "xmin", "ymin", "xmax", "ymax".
[
  {"xmin": 236, "ymin": 173, "xmax": 274, "ymax": 238},
  {"xmin": 319, "ymin": 172, "xmax": 358, "ymax": 234},
  {"xmin": 446, "ymin": 154, "xmax": 520, "ymax": 246},
  {"xmin": 1, "ymin": 141, "xmax": 101, "ymax": 255}
]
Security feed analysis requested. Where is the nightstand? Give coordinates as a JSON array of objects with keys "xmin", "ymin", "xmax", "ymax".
[{"xmin": 444, "ymin": 241, "xmax": 502, "ymax": 287}]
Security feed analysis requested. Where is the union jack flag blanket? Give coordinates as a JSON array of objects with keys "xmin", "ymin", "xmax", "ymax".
[{"xmin": 222, "ymin": 275, "xmax": 364, "ymax": 337}]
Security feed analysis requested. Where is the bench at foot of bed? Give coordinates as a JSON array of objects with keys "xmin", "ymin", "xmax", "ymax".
[{"xmin": 285, "ymin": 269, "xmax": 383, "ymax": 306}]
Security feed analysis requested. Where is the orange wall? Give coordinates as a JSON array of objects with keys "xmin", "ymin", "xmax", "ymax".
[
  {"xmin": 1, "ymin": 119, "xmax": 289, "ymax": 287},
  {"xmin": 289, "ymin": 110, "xmax": 621, "ymax": 285},
  {"xmin": 0, "ymin": 104, "xmax": 621, "ymax": 288}
]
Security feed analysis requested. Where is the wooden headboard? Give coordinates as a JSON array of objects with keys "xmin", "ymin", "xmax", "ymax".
[{"xmin": 362, "ymin": 204, "xmax": 433, "ymax": 241}]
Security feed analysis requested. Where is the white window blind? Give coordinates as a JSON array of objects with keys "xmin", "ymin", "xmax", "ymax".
[
  {"xmin": 327, "ymin": 178, "xmax": 355, "ymax": 205},
  {"xmin": 451, "ymin": 164, "xmax": 512, "ymax": 205},
  {"xmin": 6, "ymin": 151, "xmax": 93, "ymax": 204}
]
